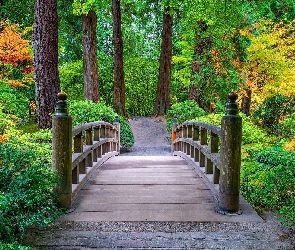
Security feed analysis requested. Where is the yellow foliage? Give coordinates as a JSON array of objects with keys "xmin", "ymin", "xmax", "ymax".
[
  {"xmin": 238, "ymin": 20, "xmax": 295, "ymax": 110},
  {"xmin": 283, "ymin": 139, "xmax": 295, "ymax": 152},
  {"xmin": 8, "ymin": 79, "xmax": 26, "ymax": 88},
  {"xmin": 0, "ymin": 134, "xmax": 10, "ymax": 144}
]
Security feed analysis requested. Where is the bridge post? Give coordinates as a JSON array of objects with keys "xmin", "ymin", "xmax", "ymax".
[
  {"xmin": 52, "ymin": 91, "xmax": 72, "ymax": 209},
  {"xmin": 171, "ymin": 115, "xmax": 178, "ymax": 143},
  {"xmin": 219, "ymin": 92, "xmax": 242, "ymax": 213}
]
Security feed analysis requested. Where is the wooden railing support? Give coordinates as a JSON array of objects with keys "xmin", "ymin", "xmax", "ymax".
[
  {"xmin": 52, "ymin": 92, "xmax": 72, "ymax": 209},
  {"xmin": 52, "ymin": 92, "xmax": 120, "ymax": 209},
  {"xmin": 219, "ymin": 92, "xmax": 242, "ymax": 213},
  {"xmin": 171, "ymin": 92, "xmax": 242, "ymax": 215}
]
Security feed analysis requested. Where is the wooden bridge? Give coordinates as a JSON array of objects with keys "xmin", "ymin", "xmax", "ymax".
[{"xmin": 52, "ymin": 92, "xmax": 262, "ymax": 223}]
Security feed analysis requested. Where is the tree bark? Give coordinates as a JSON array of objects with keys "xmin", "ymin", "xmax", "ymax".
[
  {"xmin": 241, "ymin": 88, "xmax": 251, "ymax": 116},
  {"xmin": 33, "ymin": 0, "xmax": 60, "ymax": 129},
  {"xmin": 153, "ymin": 6, "xmax": 173, "ymax": 116},
  {"xmin": 82, "ymin": 10, "xmax": 99, "ymax": 102},
  {"xmin": 112, "ymin": 0, "xmax": 126, "ymax": 117},
  {"xmin": 189, "ymin": 21, "xmax": 213, "ymax": 113}
]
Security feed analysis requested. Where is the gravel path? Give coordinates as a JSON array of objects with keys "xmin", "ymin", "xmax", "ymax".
[
  {"xmin": 23, "ymin": 117, "xmax": 294, "ymax": 249},
  {"xmin": 121, "ymin": 116, "xmax": 171, "ymax": 156}
]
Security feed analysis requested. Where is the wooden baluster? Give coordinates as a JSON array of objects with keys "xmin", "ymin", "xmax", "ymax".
[
  {"xmin": 187, "ymin": 124, "xmax": 192, "ymax": 156},
  {"xmin": 85, "ymin": 128, "xmax": 93, "ymax": 169},
  {"xmin": 179, "ymin": 126, "xmax": 183, "ymax": 152},
  {"xmin": 193, "ymin": 126, "xmax": 200, "ymax": 162},
  {"xmin": 210, "ymin": 132, "xmax": 220, "ymax": 182},
  {"xmin": 199, "ymin": 127, "xmax": 207, "ymax": 168},
  {"xmin": 183, "ymin": 124, "xmax": 187, "ymax": 154},
  {"xmin": 72, "ymin": 132, "xmax": 82, "ymax": 185},
  {"xmin": 206, "ymin": 131, "xmax": 218, "ymax": 174},
  {"xmin": 100, "ymin": 124, "xmax": 106, "ymax": 138}
]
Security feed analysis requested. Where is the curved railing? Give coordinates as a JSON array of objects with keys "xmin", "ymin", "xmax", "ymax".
[
  {"xmin": 172, "ymin": 121, "xmax": 222, "ymax": 187},
  {"xmin": 52, "ymin": 92, "xmax": 120, "ymax": 208},
  {"xmin": 172, "ymin": 93, "xmax": 242, "ymax": 214},
  {"xmin": 71, "ymin": 121, "xmax": 119, "ymax": 202}
]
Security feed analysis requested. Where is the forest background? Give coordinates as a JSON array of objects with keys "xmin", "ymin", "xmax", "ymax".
[{"xmin": 0, "ymin": 0, "xmax": 295, "ymax": 248}]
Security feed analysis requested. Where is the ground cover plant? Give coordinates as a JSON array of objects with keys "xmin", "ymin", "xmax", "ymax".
[{"xmin": 0, "ymin": 140, "xmax": 62, "ymax": 248}]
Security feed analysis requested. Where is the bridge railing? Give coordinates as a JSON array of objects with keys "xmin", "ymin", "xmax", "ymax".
[
  {"xmin": 52, "ymin": 92, "xmax": 120, "ymax": 209},
  {"xmin": 172, "ymin": 92, "xmax": 242, "ymax": 214}
]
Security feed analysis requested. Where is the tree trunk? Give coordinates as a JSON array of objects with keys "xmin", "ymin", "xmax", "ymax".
[
  {"xmin": 153, "ymin": 6, "xmax": 173, "ymax": 116},
  {"xmin": 241, "ymin": 88, "xmax": 251, "ymax": 116},
  {"xmin": 82, "ymin": 10, "xmax": 99, "ymax": 102},
  {"xmin": 33, "ymin": 0, "xmax": 60, "ymax": 129},
  {"xmin": 190, "ymin": 21, "xmax": 213, "ymax": 113},
  {"xmin": 112, "ymin": 0, "xmax": 126, "ymax": 117}
]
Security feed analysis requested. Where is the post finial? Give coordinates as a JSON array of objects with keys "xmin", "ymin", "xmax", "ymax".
[
  {"xmin": 55, "ymin": 91, "xmax": 68, "ymax": 116},
  {"xmin": 226, "ymin": 92, "xmax": 239, "ymax": 116},
  {"xmin": 173, "ymin": 115, "xmax": 178, "ymax": 125},
  {"xmin": 114, "ymin": 114, "xmax": 119, "ymax": 124}
]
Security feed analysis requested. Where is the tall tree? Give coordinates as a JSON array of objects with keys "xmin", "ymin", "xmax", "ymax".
[
  {"xmin": 189, "ymin": 21, "xmax": 214, "ymax": 113},
  {"xmin": 33, "ymin": 0, "xmax": 60, "ymax": 129},
  {"xmin": 112, "ymin": 0, "xmax": 126, "ymax": 116},
  {"xmin": 82, "ymin": 10, "xmax": 99, "ymax": 102},
  {"xmin": 153, "ymin": 6, "xmax": 173, "ymax": 116}
]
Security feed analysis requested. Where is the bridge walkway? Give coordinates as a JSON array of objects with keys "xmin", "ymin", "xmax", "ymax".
[{"xmin": 60, "ymin": 155, "xmax": 262, "ymax": 223}]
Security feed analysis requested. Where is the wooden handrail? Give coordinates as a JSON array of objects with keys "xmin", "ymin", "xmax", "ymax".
[
  {"xmin": 172, "ymin": 92, "xmax": 242, "ymax": 214},
  {"xmin": 52, "ymin": 92, "xmax": 120, "ymax": 209}
]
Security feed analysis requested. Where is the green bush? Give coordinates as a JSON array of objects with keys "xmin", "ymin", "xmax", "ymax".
[
  {"xmin": 0, "ymin": 142, "xmax": 62, "ymax": 245},
  {"xmin": 69, "ymin": 100, "xmax": 134, "ymax": 148},
  {"xmin": 253, "ymin": 95, "xmax": 295, "ymax": 135},
  {"xmin": 166, "ymin": 100, "xmax": 207, "ymax": 132},
  {"xmin": 279, "ymin": 113, "xmax": 295, "ymax": 137},
  {"xmin": 241, "ymin": 145, "xmax": 295, "ymax": 226},
  {"xmin": 0, "ymin": 81, "xmax": 29, "ymax": 122},
  {"xmin": 0, "ymin": 241, "xmax": 30, "ymax": 250}
]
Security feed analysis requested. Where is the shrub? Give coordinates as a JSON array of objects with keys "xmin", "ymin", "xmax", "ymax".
[
  {"xmin": 0, "ymin": 142, "xmax": 62, "ymax": 245},
  {"xmin": 0, "ymin": 81, "xmax": 29, "ymax": 121},
  {"xmin": 166, "ymin": 100, "xmax": 207, "ymax": 132},
  {"xmin": 253, "ymin": 95, "xmax": 295, "ymax": 135},
  {"xmin": 279, "ymin": 113, "xmax": 295, "ymax": 137},
  {"xmin": 69, "ymin": 100, "xmax": 134, "ymax": 148},
  {"xmin": 241, "ymin": 145, "xmax": 295, "ymax": 226}
]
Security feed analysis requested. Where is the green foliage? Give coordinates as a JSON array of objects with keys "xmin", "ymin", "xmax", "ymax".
[
  {"xmin": 0, "ymin": 81, "xmax": 29, "ymax": 121},
  {"xmin": 98, "ymin": 55, "xmax": 114, "ymax": 106},
  {"xmin": 241, "ymin": 145, "xmax": 295, "ymax": 226},
  {"xmin": 166, "ymin": 100, "xmax": 206, "ymax": 132},
  {"xmin": 254, "ymin": 0, "xmax": 295, "ymax": 22},
  {"xmin": 69, "ymin": 100, "xmax": 134, "ymax": 148},
  {"xmin": 125, "ymin": 57, "xmax": 158, "ymax": 116},
  {"xmin": 59, "ymin": 61, "xmax": 84, "ymax": 102},
  {"xmin": 118, "ymin": 115, "xmax": 134, "ymax": 149},
  {"xmin": 0, "ymin": 142, "xmax": 62, "ymax": 244},
  {"xmin": 279, "ymin": 113, "xmax": 295, "ymax": 137},
  {"xmin": 253, "ymin": 95, "xmax": 295, "ymax": 135},
  {"xmin": 0, "ymin": 241, "xmax": 30, "ymax": 250}
]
